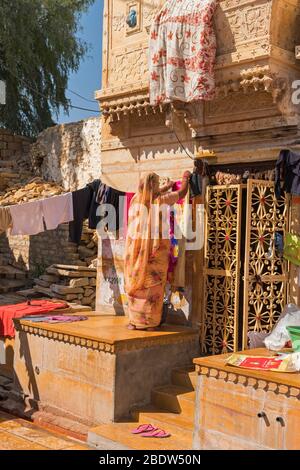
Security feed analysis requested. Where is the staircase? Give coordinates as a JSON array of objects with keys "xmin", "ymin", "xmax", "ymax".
[
  {"xmin": 0, "ymin": 265, "xmax": 31, "ymax": 300},
  {"xmin": 88, "ymin": 366, "xmax": 197, "ymax": 450}
]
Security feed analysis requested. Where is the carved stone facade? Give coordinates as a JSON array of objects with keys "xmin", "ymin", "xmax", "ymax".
[
  {"xmin": 96, "ymin": 0, "xmax": 300, "ymax": 325},
  {"xmin": 97, "ymin": 0, "xmax": 300, "ymax": 191}
]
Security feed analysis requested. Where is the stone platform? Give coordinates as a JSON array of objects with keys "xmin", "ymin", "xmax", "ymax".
[
  {"xmin": 9, "ymin": 316, "xmax": 199, "ymax": 432},
  {"xmin": 0, "ymin": 410, "xmax": 88, "ymax": 450}
]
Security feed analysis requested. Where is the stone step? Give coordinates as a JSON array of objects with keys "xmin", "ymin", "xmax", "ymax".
[
  {"xmin": 0, "ymin": 294, "xmax": 25, "ymax": 305},
  {"xmin": 171, "ymin": 367, "xmax": 196, "ymax": 390},
  {"xmin": 151, "ymin": 385, "xmax": 195, "ymax": 417},
  {"xmin": 34, "ymin": 278, "xmax": 52, "ymax": 288},
  {"xmin": 88, "ymin": 422, "xmax": 190, "ymax": 451},
  {"xmin": 0, "ymin": 279, "xmax": 29, "ymax": 294},
  {"xmin": 131, "ymin": 405, "xmax": 193, "ymax": 443},
  {"xmin": 16, "ymin": 288, "xmax": 39, "ymax": 298},
  {"xmin": 53, "ymin": 264, "xmax": 97, "ymax": 272},
  {"xmin": 0, "ymin": 160, "xmax": 17, "ymax": 168},
  {"xmin": 33, "ymin": 286, "xmax": 54, "ymax": 298},
  {"xmin": 0, "ymin": 265, "xmax": 28, "ymax": 280},
  {"xmin": 0, "ymin": 410, "xmax": 89, "ymax": 450},
  {"xmin": 50, "ymin": 284, "xmax": 85, "ymax": 295},
  {"xmin": 46, "ymin": 267, "xmax": 96, "ymax": 278}
]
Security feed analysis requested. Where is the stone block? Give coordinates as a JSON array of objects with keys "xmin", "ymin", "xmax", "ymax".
[
  {"xmin": 34, "ymin": 279, "xmax": 51, "ymax": 288},
  {"xmin": 69, "ymin": 278, "xmax": 89, "ymax": 288},
  {"xmin": 40, "ymin": 274, "xmax": 60, "ymax": 283},
  {"xmin": 84, "ymin": 288, "xmax": 95, "ymax": 298},
  {"xmin": 50, "ymin": 285, "xmax": 84, "ymax": 295}
]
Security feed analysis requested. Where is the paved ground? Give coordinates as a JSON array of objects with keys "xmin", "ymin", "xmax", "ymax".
[{"xmin": 0, "ymin": 411, "xmax": 88, "ymax": 450}]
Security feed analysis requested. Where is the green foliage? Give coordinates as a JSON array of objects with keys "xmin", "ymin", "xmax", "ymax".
[{"xmin": 0, "ymin": 0, "xmax": 94, "ymax": 137}]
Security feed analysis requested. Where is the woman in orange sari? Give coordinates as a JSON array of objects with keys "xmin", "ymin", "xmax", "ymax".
[{"xmin": 124, "ymin": 171, "xmax": 190, "ymax": 331}]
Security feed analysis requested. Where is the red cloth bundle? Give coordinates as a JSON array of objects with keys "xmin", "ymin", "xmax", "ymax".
[{"xmin": 0, "ymin": 300, "xmax": 68, "ymax": 337}]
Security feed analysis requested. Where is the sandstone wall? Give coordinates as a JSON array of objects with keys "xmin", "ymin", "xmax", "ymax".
[
  {"xmin": 0, "ymin": 224, "xmax": 79, "ymax": 275},
  {"xmin": 0, "ymin": 128, "xmax": 31, "ymax": 161},
  {"xmin": 0, "ymin": 118, "xmax": 102, "ymax": 276},
  {"xmin": 31, "ymin": 117, "xmax": 102, "ymax": 191}
]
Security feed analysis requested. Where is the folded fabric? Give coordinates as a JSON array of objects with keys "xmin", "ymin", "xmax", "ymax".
[
  {"xmin": 284, "ymin": 232, "xmax": 300, "ymax": 266},
  {"xmin": 21, "ymin": 315, "xmax": 88, "ymax": 324},
  {"xmin": 42, "ymin": 192, "xmax": 73, "ymax": 230},
  {"xmin": 0, "ymin": 207, "xmax": 12, "ymax": 233},
  {"xmin": 10, "ymin": 199, "xmax": 44, "ymax": 236},
  {"xmin": 0, "ymin": 300, "xmax": 68, "ymax": 337}
]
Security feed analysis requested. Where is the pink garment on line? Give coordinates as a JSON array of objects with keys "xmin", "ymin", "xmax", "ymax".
[
  {"xmin": 10, "ymin": 199, "xmax": 44, "ymax": 236},
  {"xmin": 42, "ymin": 192, "xmax": 73, "ymax": 230},
  {"xmin": 123, "ymin": 192, "xmax": 135, "ymax": 237}
]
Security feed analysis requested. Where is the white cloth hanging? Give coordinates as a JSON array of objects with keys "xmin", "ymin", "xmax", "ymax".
[
  {"xmin": 42, "ymin": 192, "xmax": 73, "ymax": 231},
  {"xmin": 149, "ymin": 0, "xmax": 218, "ymax": 105}
]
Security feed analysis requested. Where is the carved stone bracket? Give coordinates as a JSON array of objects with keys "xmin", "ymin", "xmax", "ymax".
[
  {"xmin": 101, "ymin": 93, "xmax": 168, "ymax": 123},
  {"xmin": 217, "ymin": 66, "xmax": 287, "ymax": 104}
]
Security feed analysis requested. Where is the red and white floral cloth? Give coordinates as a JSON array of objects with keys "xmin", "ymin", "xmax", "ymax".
[{"xmin": 149, "ymin": 0, "xmax": 218, "ymax": 105}]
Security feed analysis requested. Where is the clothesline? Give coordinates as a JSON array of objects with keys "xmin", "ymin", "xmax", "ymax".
[{"xmin": 0, "ymin": 179, "xmax": 130, "ymax": 244}]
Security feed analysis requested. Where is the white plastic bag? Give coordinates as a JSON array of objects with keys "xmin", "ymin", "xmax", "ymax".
[
  {"xmin": 264, "ymin": 304, "xmax": 300, "ymax": 351},
  {"xmin": 248, "ymin": 331, "xmax": 269, "ymax": 349}
]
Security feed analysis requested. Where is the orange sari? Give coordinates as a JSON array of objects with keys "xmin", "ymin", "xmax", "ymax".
[{"xmin": 124, "ymin": 174, "xmax": 178, "ymax": 329}]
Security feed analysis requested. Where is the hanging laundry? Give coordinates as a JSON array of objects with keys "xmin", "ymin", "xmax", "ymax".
[
  {"xmin": 189, "ymin": 171, "xmax": 202, "ymax": 199},
  {"xmin": 275, "ymin": 149, "xmax": 300, "ymax": 199},
  {"xmin": 87, "ymin": 179, "xmax": 103, "ymax": 230},
  {"xmin": 10, "ymin": 199, "xmax": 44, "ymax": 236},
  {"xmin": 89, "ymin": 183, "xmax": 125, "ymax": 233},
  {"xmin": 69, "ymin": 186, "xmax": 93, "ymax": 244},
  {"xmin": 168, "ymin": 182, "xmax": 189, "ymax": 288},
  {"xmin": 123, "ymin": 192, "xmax": 135, "ymax": 237},
  {"xmin": 42, "ymin": 192, "xmax": 73, "ymax": 231},
  {"xmin": 96, "ymin": 182, "xmax": 110, "ymax": 205},
  {"xmin": 105, "ymin": 187, "xmax": 125, "ymax": 232},
  {"xmin": 0, "ymin": 300, "xmax": 67, "ymax": 337},
  {"xmin": 284, "ymin": 232, "xmax": 300, "ymax": 267},
  {"xmin": 149, "ymin": 0, "xmax": 218, "ymax": 105},
  {"xmin": 0, "ymin": 207, "xmax": 12, "ymax": 233}
]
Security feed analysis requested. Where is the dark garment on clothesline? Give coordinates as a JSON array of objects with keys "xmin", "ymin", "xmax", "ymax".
[
  {"xmin": 189, "ymin": 172, "xmax": 202, "ymax": 199},
  {"xmin": 96, "ymin": 182, "xmax": 109, "ymax": 205},
  {"xmin": 69, "ymin": 181, "xmax": 126, "ymax": 243},
  {"xmin": 105, "ymin": 187, "xmax": 125, "ymax": 232},
  {"xmin": 275, "ymin": 149, "xmax": 300, "ymax": 199},
  {"xmin": 69, "ymin": 186, "xmax": 93, "ymax": 244},
  {"xmin": 89, "ymin": 181, "xmax": 125, "ymax": 232},
  {"xmin": 87, "ymin": 179, "xmax": 103, "ymax": 230}
]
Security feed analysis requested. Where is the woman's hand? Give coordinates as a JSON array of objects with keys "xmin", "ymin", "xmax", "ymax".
[{"xmin": 183, "ymin": 171, "xmax": 192, "ymax": 180}]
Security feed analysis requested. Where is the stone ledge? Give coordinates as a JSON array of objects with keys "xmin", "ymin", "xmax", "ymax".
[
  {"xmin": 194, "ymin": 348, "xmax": 300, "ymax": 397},
  {"xmin": 15, "ymin": 316, "xmax": 198, "ymax": 354}
]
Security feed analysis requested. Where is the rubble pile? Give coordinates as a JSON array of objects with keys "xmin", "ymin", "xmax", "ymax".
[
  {"xmin": 29, "ymin": 264, "xmax": 97, "ymax": 309},
  {"xmin": 0, "ymin": 177, "xmax": 65, "ymax": 205}
]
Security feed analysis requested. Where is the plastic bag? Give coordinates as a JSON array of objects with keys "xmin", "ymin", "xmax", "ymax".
[
  {"xmin": 264, "ymin": 304, "xmax": 300, "ymax": 351},
  {"xmin": 248, "ymin": 331, "xmax": 269, "ymax": 349}
]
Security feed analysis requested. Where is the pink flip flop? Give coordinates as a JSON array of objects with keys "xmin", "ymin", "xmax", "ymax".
[
  {"xmin": 131, "ymin": 424, "xmax": 157, "ymax": 434},
  {"xmin": 140, "ymin": 428, "xmax": 171, "ymax": 438}
]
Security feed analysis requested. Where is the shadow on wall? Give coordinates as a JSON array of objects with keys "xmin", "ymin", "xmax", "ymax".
[{"xmin": 0, "ymin": 224, "xmax": 80, "ymax": 279}]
